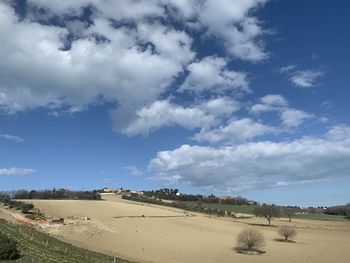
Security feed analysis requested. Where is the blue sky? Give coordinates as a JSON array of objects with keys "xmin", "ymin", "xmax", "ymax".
[{"xmin": 0, "ymin": 0, "xmax": 349, "ymax": 206}]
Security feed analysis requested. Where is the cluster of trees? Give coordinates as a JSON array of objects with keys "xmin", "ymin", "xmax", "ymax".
[
  {"xmin": 0, "ymin": 232, "xmax": 20, "ymax": 260},
  {"xmin": 253, "ymin": 205, "xmax": 302, "ymax": 225},
  {"xmin": 0, "ymin": 194, "xmax": 34, "ymax": 213},
  {"xmin": 142, "ymin": 188, "xmax": 256, "ymax": 205},
  {"xmin": 12, "ymin": 189, "xmax": 101, "ymax": 200},
  {"xmin": 325, "ymin": 204, "xmax": 350, "ymax": 217}
]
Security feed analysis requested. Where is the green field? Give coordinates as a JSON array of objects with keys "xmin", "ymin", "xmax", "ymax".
[
  {"xmin": 293, "ymin": 213, "xmax": 348, "ymax": 221},
  {"xmin": 0, "ymin": 219, "xmax": 135, "ymax": 263},
  {"xmin": 176, "ymin": 201, "xmax": 255, "ymax": 214},
  {"xmin": 175, "ymin": 201, "xmax": 349, "ymax": 221}
]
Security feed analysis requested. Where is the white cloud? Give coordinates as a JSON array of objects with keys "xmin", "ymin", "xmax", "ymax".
[
  {"xmin": 260, "ymin": 94, "xmax": 288, "ymax": 107},
  {"xmin": 197, "ymin": 0, "xmax": 269, "ymax": 61},
  {"xmin": 251, "ymin": 94, "xmax": 288, "ymax": 113},
  {"xmin": 0, "ymin": 134, "xmax": 24, "ymax": 143},
  {"xmin": 193, "ymin": 118, "xmax": 275, "ymax": 144},
  {"xmin": 251, "ymin": 94, "xmax": 313, "ymax": 128},
  {"xmin": 28, "ymin": 0, "xmax": 269, "ymax": 62},
  {"xmin": 115, "ymin": 98, "xmax": 239, "ymax": 136},
  {"xmin": 280, "ymin": 65, "xmax": 324, "ymax": 88},
  {"xmin": 0, "ymin": 167, "xmax": 36, "ymax": 176},
  {"xmin": 28, "ymin": 0, "xmax": 165, "ymax": 20},
  {"xmin": 280, "ymin": 109, "xmax": 313, "ymax": 128},
  {"xmin": 123, "ymin": 166, "xmax": 143, "ymax": 176},
  {"xmin": 180, "ymin": 56, "xmax": 249, "ymax": 94},
  {"xmin": 148, "ymin": 125, "xmax": 350, "ymax": 192},
  {"xmin": 0, "ymin": 2, "xmax": 193, "ymax": 114}
]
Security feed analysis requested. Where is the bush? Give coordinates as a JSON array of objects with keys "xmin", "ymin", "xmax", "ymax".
[
  {"xmin": 278, "ymin": 226, "xmax": 297, "ymax": 241},
  {"xmin": 0, "ymin": 232, "xmax": 20, "ymax": 260},
  {"xmin": 236, "ymin": 228, "xmax": 265, "ymax": 253}
]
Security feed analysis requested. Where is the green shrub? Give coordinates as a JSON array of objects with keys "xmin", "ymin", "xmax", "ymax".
[{"xmin": 0, "ymin": 232, "xmax": 20, "ymax": 260}]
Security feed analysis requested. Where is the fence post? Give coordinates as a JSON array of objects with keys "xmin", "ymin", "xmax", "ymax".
[{"xmin": 114, "ymin": 257, "xmax": 116, "ymax": 263}]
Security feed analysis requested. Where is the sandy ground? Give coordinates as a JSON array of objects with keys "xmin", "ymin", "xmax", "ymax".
[{"xmin": 11, "ymin": 196, "xmax": 350, "ymax": 263}]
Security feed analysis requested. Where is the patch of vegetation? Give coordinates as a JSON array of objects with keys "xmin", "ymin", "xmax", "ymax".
[
  {"xmin": 0, "ymin": 219, "xmax": 136, "ymax": 263},
  {"xmin": 235, "ymin": 228, "xmax": 265, "ymax": 255},
  {"xmin": 179, "ymin": 201, "xmax": 255, "ymax": 215},
  {"xmin": 0, "ymin": 232, "xmax": 20, "ymax": 260},
  {"xmin": 13, "ymin": 189, "xmax": 101, "ymax": 200},
  {"xmin": 277, "ymin": 226, "xmax": 297, "ymax": 242},
  {"xmin": 253, "ymin": 205, "xmax": 282, "ymax": 226},
  {"xmin": 122, "ymin": 195, "xmax": 232, "ymax": 217},
  {"xmin": 293, "ymin": 212, "xmax": 348, "ymax": 221}
]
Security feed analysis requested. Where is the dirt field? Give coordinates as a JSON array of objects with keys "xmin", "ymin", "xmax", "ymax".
[{"xmin": 18, "ymin": 196, "xmax": 350, "ymax": 263}]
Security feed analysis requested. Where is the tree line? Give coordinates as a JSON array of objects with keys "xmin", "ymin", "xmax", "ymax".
[
  {"xmin": 10, "ymin": 189, "xmax": 101, "ymax": 200},
  {"xmin": 325, "ymin": 204, "xmax": 350, "ymax": 217},
  {"xmin": 142, "ymin": 188, "xmax": 257, "ymax": 205}
]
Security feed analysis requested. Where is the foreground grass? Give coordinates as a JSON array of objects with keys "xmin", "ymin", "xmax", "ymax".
[{"xmin": 0, "ymin": 219, "xmax": 135, "ymax": 263}]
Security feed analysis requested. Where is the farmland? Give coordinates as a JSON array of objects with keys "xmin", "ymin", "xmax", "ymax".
[{"xmin": 7, "ymin": 195, "xmax": 349, "ymax": 263}]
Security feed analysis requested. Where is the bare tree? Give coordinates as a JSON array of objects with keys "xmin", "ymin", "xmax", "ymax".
[
  {"xmin": 283, "ymin": 207, "xmax": 296, "ymax": 222},
  {"xmin": 237, "ymin": 228, "xmax": 265, "ymax": 253},
  {"xmin": 278, "ymin": 226, "xmax": 297, "ymax": 241},
  {"xmin": 253, "ymin": 205, "xmax": 281, "ymax": 226}
]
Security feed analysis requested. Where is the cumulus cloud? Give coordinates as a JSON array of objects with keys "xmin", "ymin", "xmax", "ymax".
[
  {"xmin": 123, "ymin": 166, "xmax": 143, "ymax": 176},
  {"xmin": 149, "ymin": 125, "xmax": 350, "ymax": 192},
  {"xmin": 281, "ymin": 65, "xmax": 324, "ymax": 88},
  {"xmin": 115, "ymin": 97, "xmax": 239, "ymax": 136},
  {"xmin": 0, "ymin": 134, "xmax": 24, "ymax": 143},
  {"xmin": 28, "ymin": 0, "xmax": 269, "ymax": 62},
  {"xmin": 196, "ymin": 0, "xmax": 269, "ymax": 61},
  {"xmin": 180, "ymin": 56, "xmax": 249, "ymax": 94},
  {"xmin": 0, "ymin": 0, "xmax": 272, "ymax": 140},
  {"xmin": 0, "ymin": 2, "xmax": 193, "ymax": 114},
  {"xmin": 251, "ymin": 94, "xmax": 313, "ymax": 128},
  {"xmin": 0, "ymin": 167, "xmax": 36, "ymax": 176},
  {"xmin": 251, "ymin": 94, "xmax": 288, "ymax": 113},
  {"xmin": 193, "ymin": 118, "xmax": 275, "ymax": 144},
  {"xmin": 280, "ymin": 109, "xmax": 313, "ymax": 128}
]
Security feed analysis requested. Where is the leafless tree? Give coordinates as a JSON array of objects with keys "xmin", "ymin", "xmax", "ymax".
[
  {"xmin": 278, "ymin": 226, "xmax": 297, "ymax": 241},
  {"xmin": 237, "ymin": 228, "xmax": 265, "ymax": 252}
]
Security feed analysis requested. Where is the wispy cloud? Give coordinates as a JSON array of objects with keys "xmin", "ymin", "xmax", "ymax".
[
  {"xmin": 0, "ymin": 134, "xmax": 24, "ymax": 143},
  {"xmin": 281, "ymin": 65, "xmax": 324, "ymax": 88},
  {"xmin": 123, "ymin": 166, "xmax": 143, "ymax": 176},
  {"xmin": 0, "ymin": 167, "xmax": 35, "ymax": 176},
  {"xmin": 251, "ymin": 94, "xmax": 313, "ymax": 128}
]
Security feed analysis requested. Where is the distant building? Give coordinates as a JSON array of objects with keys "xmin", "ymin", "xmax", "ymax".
[{"xmin": 219, "ymin": 195, "xmax": 231, "ymax": 201}]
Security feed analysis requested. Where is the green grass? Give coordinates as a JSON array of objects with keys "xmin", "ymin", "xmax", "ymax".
[
  {"xmin": 175, "ymin": 201, "xmax": 349, "ymax": 221},
  {"xmin": 0, "ymin": 219, "xmax": 136, "ymax": 263},
  {"xmin": 177, "ymin": 201, "xmax": 255, "ymax": 214},
  {"xmin": 293, "ymin": 213, "xmax": 348, "ymax": 221}
]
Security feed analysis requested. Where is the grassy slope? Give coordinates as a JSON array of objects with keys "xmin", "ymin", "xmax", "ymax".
[
  {"xmin": 175, "ymin": 201, "xmax": 348, "ymax": 221},
  {"xmin": 0, "ymin": 219, "xmax": 136, "ymax": 263},
  {"xmin": 178, "ymin": 201, "xmax": 255, "ymax": 214}
]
